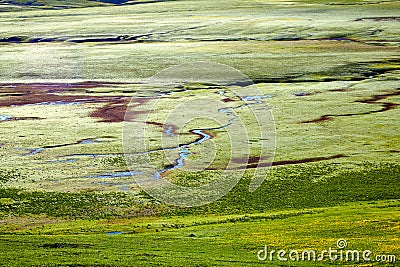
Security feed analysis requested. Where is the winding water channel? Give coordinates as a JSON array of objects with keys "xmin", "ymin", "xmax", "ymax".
[{"xmin": 150, "ymin": 90, "xmax": 272, "ymax": 180}]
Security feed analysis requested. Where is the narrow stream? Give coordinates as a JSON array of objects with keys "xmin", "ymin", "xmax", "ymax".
[
  {"xmin": 152, "ymin": 129, "xmax": 212, "ymax": 180},
  {"xmin": 0, "ymin": 115, "xmax": 13, "ymax": 121},
  {"xmin": 151, "ymin": 91, "xmax": 272, "ymax": 180},
  {"xmin": 23, "ymin": 139, "xmax": 100, "ymax": 156}
]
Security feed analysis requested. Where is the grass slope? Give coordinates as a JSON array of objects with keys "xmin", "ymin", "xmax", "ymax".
[
  {"xmin": 0, "ymin": 200, "xmax": 399, "ymax": 266},
  {"xmin": 0, "ymin": 0, "xmax": 399, "ymax": 265}
]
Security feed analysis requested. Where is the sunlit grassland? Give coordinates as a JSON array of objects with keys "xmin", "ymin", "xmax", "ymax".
[
  {"xmin": 0, "ymin": 41, "xmax": 398, "ymax": 82},
  {"xmin": 0, "ymin": 0, "xmax": 399, "ymax": 265},
  {"xmin": 0, "ymin": 0, "xmax": 399, "ymax": 81},
  {"xmin": 1, "ymin": 162, "xmax": 399, "ymax": 220},
  {"xmin": 0, "ymin": 200, "xmax": 399, "ymax": 266},
  {"xmin": 260, "ymin": 78, "xmax": 400, "ymax": 163},
  {"xmin": 1, "ymin": 75, "xmax": 399, "ymax": 191}
]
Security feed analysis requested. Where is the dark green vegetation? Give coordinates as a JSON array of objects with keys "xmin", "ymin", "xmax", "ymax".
[
  {"xmin": 1, "ymin": 162, "xmax": 399, "ymax": 217},
  {"xmin": 0, "ymin": 0, "xmax": 399, "ymax": 265},
  {"xmin": 0, "ymin": 163, "xmax": 399, "ymax": 266},
  {"xmin": 0, "ymin": 200, "xmax": 399, "ymax": 266},
  {"xmin": 0, "ymin": 169, "xmax": 24, "ymax": 184}
]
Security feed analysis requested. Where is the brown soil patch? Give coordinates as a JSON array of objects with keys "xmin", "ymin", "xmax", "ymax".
[
  {"xmin": 302, "ymin": 90, "xmax": 400, "ymax": 123},
  {"xmin": 302, "ymin": 115, "xmax": 334, "ymax": 123},
  {"xmin": 222, "ymin": 98, "xmax": 235, "ymax": 102},
  {"xmin": 0, "ymin": 82, "xmax": 146, "ymax": 123},
  {"xmin": 231, "ymin": 156, "xmax": 271, "ymax": 165},
  {"xmin": 90, "ymin": 98, "xmax": 130, "ymax": 123},
  {"xmin": 207, "ymin": 154, "xmax": 346, "ymax": 170},
  {"xmin": 355, "ymin": 17, "xmax": 400, "ymax": 22},
  {"xmin": 241, "ymin": 154, "xmax": 346, "ymax": 169}
]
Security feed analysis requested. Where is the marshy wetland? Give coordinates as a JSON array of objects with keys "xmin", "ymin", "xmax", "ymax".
[{"xmin": 0, "ymin": 0, "xmax": 399, "ymax": 265}]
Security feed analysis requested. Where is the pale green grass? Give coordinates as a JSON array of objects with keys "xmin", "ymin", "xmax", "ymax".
[
  {"xmin": 0, "ymin": 1, "xmax": 399, "ymax": 265},
  {"xmin": 1, "ymin": 76, "xmax": 399, "ymax": 191}
]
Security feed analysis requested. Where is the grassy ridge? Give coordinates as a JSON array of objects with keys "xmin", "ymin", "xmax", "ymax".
[
  {"xmin": 0, "ymin": 200, "xmax": 398, "ymax": 266},
  {"xmin": 182, "ymin": 162, "xmax": 400, "ymax": 215},
  {"xmin": 1, "ymin": 162, "xmax": 399, "ymax": 218}
]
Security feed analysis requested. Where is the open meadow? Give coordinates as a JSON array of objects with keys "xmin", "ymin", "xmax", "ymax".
[{"xmin": 0, "ymin": 0, "xmax": 399, "ymax": 265}]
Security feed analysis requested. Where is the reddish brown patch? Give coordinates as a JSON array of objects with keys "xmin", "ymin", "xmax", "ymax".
[
  {"xmin": 146, "ymin": 121, "xmax": 164, "ymax": 127},
  {"xmin": 90, "ymin": 98, "xmax": 130, "ymax": 123},
  {"xmin": 207, "ymin": 154, "xmax": 346, "ymax": 170},
  {"xmin": 222, "ymin": 98, "xmax": 235, "ymax": 102},
  {"xmin": 0, "ymin": 93, "xmax": 101, "ymax": 107},
  {"xmin": 0, "ymin": 82, "xmax": 148, "ymax": 123},
  {"xmin": 355, "ymin": 91, "xmax": 400, "ymax": 110},
  {"xmin": 328, "ymin": 88, "xmax": 350, "ymax": 92},
  {"xmin": 302, "ymin": 115, "xmax": 334, "ymax": 123},
  {"xmin": 354, "ymin": 17, "xmax": 400, "ymax": 22},
  {"xmin": 123, "ymin": 98, "xmax": 154, "ymax": 123},
  {"xmin": 302, "ymin": 90, "xmax": 400, "ymax": 123},
  {"xmin": 271, "ymin": 154, "xmax": 345, "ymax": 166},
  {"xmin": 231, "ymin": 156, "xmax": 271, "ymax": 165}
]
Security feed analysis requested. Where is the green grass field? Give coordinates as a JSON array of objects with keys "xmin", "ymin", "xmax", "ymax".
[{"xmin": 0, "ymin": 0, "xmax": 399, "ymax": 265}]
